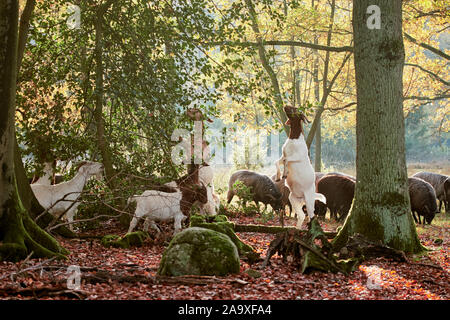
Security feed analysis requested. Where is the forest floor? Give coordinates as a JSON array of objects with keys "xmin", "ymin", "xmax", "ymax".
[{"xmin": 0, "ymin": 212, "xmax": 448, "ymax": 300}]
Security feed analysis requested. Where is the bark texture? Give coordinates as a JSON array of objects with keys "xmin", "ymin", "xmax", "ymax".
[
  {"xmin": 0, "ymin": 0, "xmax": 67, "ymax": 261},
  {"xmin": 332, "ymin": 0, "xmax": 423, "ymax": 253}
]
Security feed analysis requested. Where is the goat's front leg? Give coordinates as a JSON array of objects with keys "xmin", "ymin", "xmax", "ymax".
[
  {"xmin": 174, "ymin": 214, "xmax": 186, "ymax": 234},
  {"xmin": 128, "ymin": 216, "xmax": 139, "ymax": 233},
  {"xmin": 275, "ymin": 157, "xmax": 285, "ymax": 181},
  {"xmin": 282, "ymin": 158, "xmax": 288, "ymax": 178},
  {"xmin": 66, "ymin": 203, "xmax": 80, "ymax": 232}
]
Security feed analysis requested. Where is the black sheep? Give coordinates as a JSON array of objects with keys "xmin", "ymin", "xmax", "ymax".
[
  {"xmin": 227, "ymin": 170, "xmax": 282, "ymax": 212},
  {"xmin": 316, "ymin": 175, "xmax": 355, "ymax": 221},
  {"xmin": 445, "ymin": 178, "xmax": 450, "ymax": 213},
  {"xmin": 408, "ymin": 177, "xmax": 439, "ymax": 225},
  {"xmin": 412, "ymin": 171, "xmax": 449, "ymax": 214}
]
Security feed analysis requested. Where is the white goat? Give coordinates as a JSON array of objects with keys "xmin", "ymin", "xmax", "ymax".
[
  {"xmin": 33, "ymin": 162, "xmax": 54, "ymax": 185},
  {"xmin": 275, "ymin": 106, "xmax": 326, "ymax": 228},
  {"xmin": 199, "ymin": 164, "xmax": 219, "ymax": 215},
  {"xmin": 127, "ymin": 190, "xmax": 186, "ymax": 234},
  {"xmin": 31, "ymin": 161, "xmax": 104, "ymax": 231},
  {"xmin": 164, "ymin": 142, "xmax": 219, "ymax": 216}
]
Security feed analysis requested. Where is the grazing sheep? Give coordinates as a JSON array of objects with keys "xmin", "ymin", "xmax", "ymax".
[
  {"xmin": 445, "ymin": 178, "xmax": 450, "ymax": 213},
  {"xmin": 326, "ymin": 172, "xmax": 356, "ymax": 181},
  {"xmin": 31, "ymin": 161, "xmax": 104, "ymax": 231},
  {"xmin": 316, "ymin": 175, "xmax": 355, "ymax": 221},
  {"xmin": 227, "ymin": 170, "xmax": 282, "ymax": 212},
  {"xmin": 408, "ymin": 177, "xmax": 439, "ymax": 225},
  {"xmin": 275, "ymin": 106, "xmax": 326, "ymax": 228},
  {"xmin": 412, "ymin": 171, "xmax": 449, "ymax": 213},
  {"xmin": 127, "ymin": 190, "xmax": 187, "ymax": 234},
  {"xmin": 315, "ymin": 172, "xmax": 355, "ymax": 185}
]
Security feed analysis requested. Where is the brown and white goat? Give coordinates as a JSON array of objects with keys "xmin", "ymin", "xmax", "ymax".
[{"xmin": 275, "ymin": 106, "xmax": 326, "ymax": 228}]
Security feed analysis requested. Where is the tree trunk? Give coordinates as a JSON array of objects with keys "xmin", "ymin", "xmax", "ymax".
[
  {"xmin": 312, "ymin": 17, "xmax": 322, "ymax": 170},
  {"xmin": 306, "ymin": 0, "xmax": 335, "ymax": 152},
  {"xmin": 93, "ymin": 5, "xmax": 115, "ymax": 185},
  {"xmin": 13, "ymin": 0, "xmax": 75, "ymax": 236},
  {"xmin": 332, "ymin": 0, "xmax": 423, "ymax": 253},
  {"xmin": 0, "ymin": 0, "xmax": 67, "ymax": 261},
  {"xmin": 314, "ymin": 118, "xmax": 322, "ymax": 171},
  {"xmin": 244, "ymin": 0, "xmax": 288, "ymax": 133},
  {"xmin": 16, "ymin": 0, "xmax": 35, "ymax": 75}
]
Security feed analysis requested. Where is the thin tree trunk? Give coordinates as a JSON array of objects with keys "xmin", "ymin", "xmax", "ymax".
[
  {"xmin": 314, "ymin": 118, "xmax": 321, "ymax": 171},
  {"xmin": 312, "ymin": 2, "xmax": 322, "ymax": 170},
  {"xmin": 332, "ymin": 0, "xmax": 423, "ymax": 253},
  {"xmin": 16, "ymin": 0, "xmax": 35, "ymax": 75},
  {"xmin": 94, "ymin": 4, "xmax": 115, "ymax": 185},
  {"xmin": 306, "ymin": 0, "xmax": 336, "ymax": 150},
  {"xmin": 244, "ymin": 0, "xmax": 288, "ymax": 133}
]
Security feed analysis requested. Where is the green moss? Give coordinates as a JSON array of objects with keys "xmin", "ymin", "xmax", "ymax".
[
  {"xmin": 332, "ymin": 200, "xmax": 425, "ymax": 255},
  {"xmin": 158, "ymin": 227, "xmax": 240, "ymax": 276},
  {"xmin": 301, "ymin": 219, "xmax": 360, "ymax": 274},
  {"xmin": 101, "ymin": 231, "xmax": 149, "ymax": 248},
  {"xmin": 189, "ymin": 214, "xmax": 259, "ymax": 263},
  {"xmin": 0, "ymin": 182, "xmax": 68, "ymax": 262}
]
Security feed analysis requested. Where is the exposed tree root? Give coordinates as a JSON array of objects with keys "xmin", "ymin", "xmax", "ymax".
[{"xmin": 262, "ymin": 217, "xmax": 409, "ymax": 274}]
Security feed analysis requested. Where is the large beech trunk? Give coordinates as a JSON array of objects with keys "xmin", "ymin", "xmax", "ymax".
[
  {"xmin": 332, "ymin": 0, "xmax": 423, "ymax": 253},
  {"xmin": 0, "ymin": 0, "xmax": 67, "ymax": 261}
]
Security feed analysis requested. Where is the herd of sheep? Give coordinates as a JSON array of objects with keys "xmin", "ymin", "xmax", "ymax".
[{"xmin": 28, "ymin": 106, "xmax": 449, "ymax": 234}]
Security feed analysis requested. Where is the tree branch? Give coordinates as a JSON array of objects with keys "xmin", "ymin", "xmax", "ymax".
[
  {"xmin": 404, "ymin": 32, "xmax": 450, "ymax": 61},
  {"xmin": 404, "ymin": 63, "xmax": 449, "ymax": 86},
  {"xmin": 202, "ymin": 40, "xmax": 353, "ymax": 53},
  {"xmin": 403, "ymin": 94, "xmax": 450, "ymax": 102}
]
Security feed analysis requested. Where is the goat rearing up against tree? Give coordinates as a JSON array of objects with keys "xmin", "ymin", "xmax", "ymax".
[
  {"xmin": 275, "ymin": 106, "xmax": 326, "ymax": 229},
  {"xmin": 31, "ymin": 161, "xmax": 104, "ymax": 231}
]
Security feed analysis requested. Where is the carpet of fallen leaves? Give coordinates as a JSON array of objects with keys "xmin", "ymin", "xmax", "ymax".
[{"xmin": 0, "ymin": 213, "xmax": 448, "ymax": 300}]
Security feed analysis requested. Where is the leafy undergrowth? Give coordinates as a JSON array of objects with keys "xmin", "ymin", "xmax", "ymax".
[{"xmin": 0, "ymin": 213, "xmax": 448, "ymax": 300}]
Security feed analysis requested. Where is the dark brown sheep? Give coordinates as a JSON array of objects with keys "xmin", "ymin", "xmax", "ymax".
[
  {"xmin": 445, "ymin": 178, "xmax": 450, "ymax": 213},
  {"xmin": 228, "ymin": 170, "xmax": 282, "ymax": 212},
  {"xmin": 315, "ymin": 175, "xmax": 355, "ymax": 221},
  {"xmin": 412, "ymin": 171, "xmax": 449, "ymax": 214},
  {"xmin": 408, "ymin": 177, "xmax": 439, "ymax": 225}
]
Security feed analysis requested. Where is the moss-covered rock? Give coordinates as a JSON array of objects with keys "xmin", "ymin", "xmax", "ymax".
[
  {"xmin": 101, "ymin": 231, "xmax": 149, "ymax": 248},
  {"xmin": 157, "ymin": 227, "xmax": 240, "ymax": 276},
  {"xmin": 189, "ymin": 214, "xmax": 260, "ymax": 263}
]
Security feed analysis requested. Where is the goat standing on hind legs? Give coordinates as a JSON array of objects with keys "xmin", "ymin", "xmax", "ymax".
[{"xmin": 275, "ymin": 106, "xmax": 326, "ymax": 229}]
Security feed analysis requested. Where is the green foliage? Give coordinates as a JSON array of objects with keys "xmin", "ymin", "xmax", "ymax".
[
  {"xmin": 17, "ymin": 0, "xmax": 222, "ymax": 180},
  {"xmin": 230, "ymin": 181, "xmax": 259, "ymax": 215}
]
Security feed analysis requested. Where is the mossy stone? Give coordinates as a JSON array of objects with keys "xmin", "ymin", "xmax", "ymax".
[
  {"xmin": 189, "ymin": 214, "xmax": 259, "ymax": 263},
  {"xmin": 157, "ymin": 227, "xmax": 240, "ymax": 276},
  {"xmin": 101, "ymin": 231, "xmax": 149, "ymax": 248}
]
